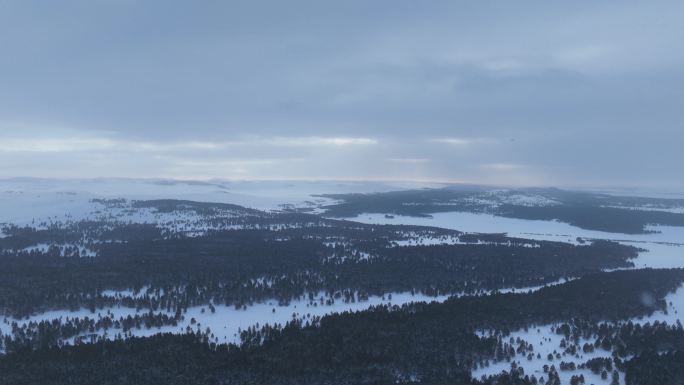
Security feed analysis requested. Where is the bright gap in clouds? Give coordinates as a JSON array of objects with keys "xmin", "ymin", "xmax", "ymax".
[
  {"xmin": 0, "ymin": 135, "xmax": 379, "ymax": 153},
  {"xmin": 0, "ymin": 130, "xmax": 514, "ymax": 184}
]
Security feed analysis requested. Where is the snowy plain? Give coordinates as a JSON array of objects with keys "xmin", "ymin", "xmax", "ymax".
[
  {"xmin": 0, "ymin": 178, "xmax": 433, "ymax": 225},
  {"xmin": 0, "ymin": 292, "xmax": 450, "ymax": 346},
  {"xmin": 347, "ymin": 212, "xmax": 684, "ymax": 268},
  {"xmin": 3, "ymin": 179, "xmax": 684, "ymax": 384}
]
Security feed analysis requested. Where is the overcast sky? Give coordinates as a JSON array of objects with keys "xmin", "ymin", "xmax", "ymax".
[{"xmin": 0, "ymin": 1, "xmax": 682, "ymax": 189}]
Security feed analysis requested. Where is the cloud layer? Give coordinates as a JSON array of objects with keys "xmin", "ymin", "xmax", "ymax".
[{"xmin": 0, "ymin": 1, "xmax": 682, "ymax": 189}]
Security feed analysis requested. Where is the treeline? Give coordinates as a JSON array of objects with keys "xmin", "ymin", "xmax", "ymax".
[
  {"xmin": 496, "ymin": 204, "xmax": 684, "ymax": 235},
  {"xmin": 3, "ymin": 309, "xmax": 184, "ymax": 352},
  {"xmin": 0, "ymin": 221, "xmax": 637, "ymax": 317},
  {"xmin": 1, "ymin": 269, "xmax": 683, "ymax": 385},
  {"xmin": 319, "ymin": 187, "xmax": 684, "ymax": 233}
]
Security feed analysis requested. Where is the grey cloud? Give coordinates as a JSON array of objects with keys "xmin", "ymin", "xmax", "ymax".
[{"xmin": 0, "ymin": 0, "xmax": 682, "ymax": 189}]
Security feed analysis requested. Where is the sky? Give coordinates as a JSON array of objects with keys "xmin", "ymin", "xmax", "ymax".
[{"xmin": 0, "ymin": 0, "xmax": 683, "ymax": 189}]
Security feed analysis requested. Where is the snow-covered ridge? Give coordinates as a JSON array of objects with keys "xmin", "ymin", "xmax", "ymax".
[
  {"xmin": 0, "ymin": 276, "xmax": 585, "ymax": 354},
  {"xmin": 0, "ymin": 291, "xmax": 450, "ymax": 350}
]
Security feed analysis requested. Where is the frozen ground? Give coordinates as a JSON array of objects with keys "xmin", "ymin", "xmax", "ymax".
[
  {"xmin": 344, "ymin": 210, "xmax": 684, "ymax": 385},
  {"xmin": 0, "ymin": 278, "xmax": 583, "ymax": 353},
  {"xmin": 3, "ymin": 179, "xmax": 684, "ymax": 384},
  {"xmin": 346, "ymin": 212, "xmax": 684, "ymax": 245},
  {"xmin": 473, "ymin": 321, "xmax": 621, "ymax": 385},
  {"xmin": 0, "ymin": 178, "xmax": 416, "ymax": 242},
  {"xmin": 347, "ymin": 212, "xmax": 684, "ymax": 269},
  {"xmin": 0, "ymin": 291, "xmax": 449, "ymax": 347},
  {"xmin": 0, "ymin": 277, "xmax": 583, "ymax": 354},
  {"xmin": 472, "ymin": 284, "xmax": 684, "ymax": 385},
  {"xmin": 0, "ymin": 178, "xmax": 432, "ymax": 224}
]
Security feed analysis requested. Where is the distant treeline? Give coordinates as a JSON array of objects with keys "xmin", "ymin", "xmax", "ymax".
[{"xmin": 318, "ymin": 188, "xmax": 684, "ymax": 233}]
